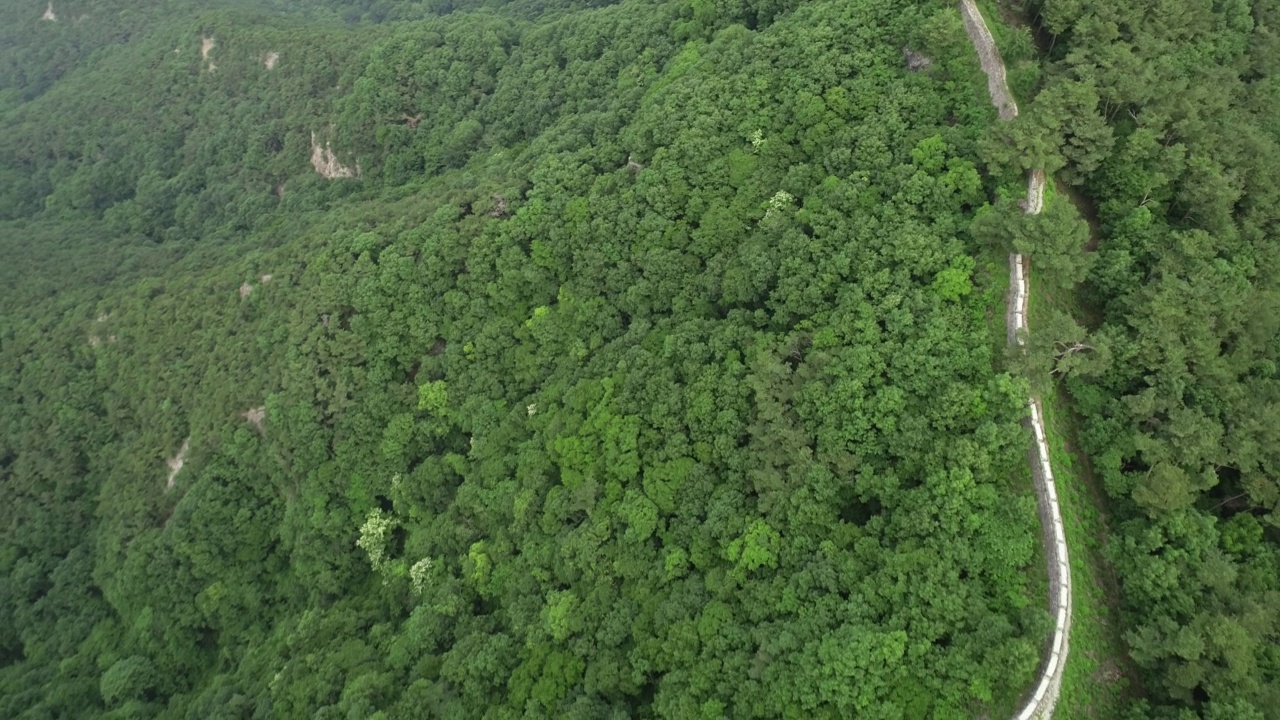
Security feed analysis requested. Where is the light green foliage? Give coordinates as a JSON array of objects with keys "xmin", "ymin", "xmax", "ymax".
[
  {"xmin": 543, "ymin": 590, "xmax": 578, "ymax": 642},
  {"xmin": 912, "ymin": 134, "xmax": 948, "ymax": 173},
  {"xmin": 381, "ymin": 412, "xmax": 416, "ymax": 459},
  {"xmin": 416, "ymin": 380, "xmax": 448, "ymax": 416},
  {"xmin": 933, "ymin": 257, "xmax": 975, "ymax": 302},
  {"xmin": 663, "ymin": 547, "xmax": 690, "ymax": 580},
  {"xmin": 466, "ymin": 541, "xmax": 492, "ymax": 589},
  {"xmin": 726, "ymin": 519, "xmax": 780, "ymax": 574},
  {"xmin": 619, "ymin": 489, "xmax": 659, "ymax": 541},
  {"xmin": 643, "ymin": 457, "xmax": 692, "ymax": 514}
]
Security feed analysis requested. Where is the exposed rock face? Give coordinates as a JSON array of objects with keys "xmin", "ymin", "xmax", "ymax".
[
  {"xmin": 310, "ymin": 131, "xmax": 359, "ymax": 179},
  {"xmin": 166, "ymin": 437, "xmax": 191, "ymax": 490},
  {"xmin": 489, "ymin": 195, "xmax": 509, "ymax": 218},
  {"xmin": 242, "ymin": 406, "xmax": 266, "ymax": 435},
  {"xmin": 902, "ymin": 46, "xmax": 932, "ymax": 72}
]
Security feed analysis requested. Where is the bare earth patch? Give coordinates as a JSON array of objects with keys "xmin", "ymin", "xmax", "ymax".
[
  {"xmin": 201, "ymin": 36, "xmax": 217, "ymax": 72},
  {"xmin": 310, "ymin": 131, "xmax": 359, "ymax": 178},
  {"xmin": 242, "ymin": 406, "xmax": 266, "ymax": 435},
  {"xmin": 87, "ymin": 330, "xmax": 117, "ymax": 347},
  {"xmin": 242, "ymin": 407, "xmax": 266, "ymax": 434},
  {"xmin": 42, "ymin": 1, "xmax": 56, "ymax": 21},
  {"xmin": 902, "ymin": 45, "xmax": 932, "ymax": 72},
  {"xmin": 264, "ymin": 51, "xmax": 279, "ymax": 70},
  {"xmin": 166, "ymin": 437, "xmax": 191, "ymax": 491},
  {"xmin": 1093, "ymin": 657, "xmax": 1123, "ymax": 685}
]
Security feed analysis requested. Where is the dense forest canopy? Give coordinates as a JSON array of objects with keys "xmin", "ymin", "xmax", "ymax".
[{"xmin": 0, "ymin": 0, "xmax": 1276, "ymax": 719}]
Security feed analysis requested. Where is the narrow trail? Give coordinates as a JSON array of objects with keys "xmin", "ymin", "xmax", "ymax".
[{"xmin": 957, "ymin": 2, "xmax": 1071, "ymax": 718}]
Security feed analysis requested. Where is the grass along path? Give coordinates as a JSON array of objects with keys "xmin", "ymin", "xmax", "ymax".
[
  {"xmin": 1036, "ymin": 388, "xmax": 1129, "ymax": 719},
  {"xmin": 1028, "ymin": 269, "xmax": 1135, "ymax": 720}
]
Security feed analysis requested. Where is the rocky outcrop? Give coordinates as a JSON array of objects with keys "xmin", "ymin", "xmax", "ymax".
[{"xmin": 310, "ymin": 131, "xmax": 359, "ymax": 179}]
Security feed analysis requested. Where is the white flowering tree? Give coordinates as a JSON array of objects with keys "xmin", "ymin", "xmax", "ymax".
[
  {"xmin": 356, "ymin": 508, "xmax": 396, "ymax": 575},
  {"xmin": 763, "ymin": 190, "xmax": 795, "ymax": 221}
]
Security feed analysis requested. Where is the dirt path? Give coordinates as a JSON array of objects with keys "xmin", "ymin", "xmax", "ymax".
[{"xmin": 958, "ymin": 3, "xmax": 1071, "ymax": 719}]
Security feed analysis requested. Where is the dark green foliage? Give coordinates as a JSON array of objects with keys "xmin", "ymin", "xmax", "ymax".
[
  {"xmin": 100, "ymin": 655, "xmax": 158, "ymax": 707},
  {"xmin": 980, "ymin": 78, "xmax": 1113, "ymax": 183},
  {"xmin": 971, "ymin": 194, "xmax": 1094, "ymax": 288}
]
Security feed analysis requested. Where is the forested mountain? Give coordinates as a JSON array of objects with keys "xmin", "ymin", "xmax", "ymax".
[
  {"xmin": 0, "ymin": 0, "xmax": 1276, "ymax": 718},
  {"xmin": 0, "ymin": 0, "xmax": 1049, "ymax": 716}
]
